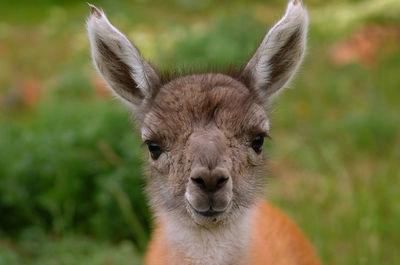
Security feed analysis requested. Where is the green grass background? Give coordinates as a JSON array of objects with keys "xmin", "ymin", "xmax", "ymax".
[{"xmin": 0, "ymin": 0, "xmax": 399, "ymax": 264}]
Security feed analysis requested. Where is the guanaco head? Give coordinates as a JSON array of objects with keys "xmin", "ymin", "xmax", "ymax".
[{"xmin": 87, "ymin": 0, "xmax": 308, "ymax": 226}]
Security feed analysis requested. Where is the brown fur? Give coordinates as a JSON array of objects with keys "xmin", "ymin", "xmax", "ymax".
[
  {"xmin": 86, "ymin": 1, "xmax": 319, "ymax": 264},
  {"xmin": 142, "ymin": 74, "xmax": 265, "ymax": 216}
]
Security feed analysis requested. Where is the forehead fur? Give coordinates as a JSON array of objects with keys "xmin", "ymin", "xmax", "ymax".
[{"xmin": 141, "ymin": 73, "xmax": 269, "ymax": 144}]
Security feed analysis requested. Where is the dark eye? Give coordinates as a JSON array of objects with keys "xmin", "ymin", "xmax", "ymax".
[
  {"xmin": 251, "ymin": 134, "xmax": 264, "ymax": 154},
  {"xmin": 147, "ymin": 141, "xmax": 162, "ymax": 160}
]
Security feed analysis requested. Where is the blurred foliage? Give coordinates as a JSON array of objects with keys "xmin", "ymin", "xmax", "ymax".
[
  {"xmin": 0, "ymin": 0, "xmax": 400, "ymax": 264},
  {"xmin": 0, "ymin": 98, "xmax": 151, "ymax": 250},
  {"xmin": 159, "ymin": 13, "xmax": 267, "ymax": 69},
  {"xmin": 0, "ymin": 230, "xmax": 142, "ymax": 265}
]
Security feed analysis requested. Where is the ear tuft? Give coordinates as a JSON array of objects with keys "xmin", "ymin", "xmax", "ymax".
[{"xmin": 88, "ymin": 3, "xmax": 102, "ymax": 18}]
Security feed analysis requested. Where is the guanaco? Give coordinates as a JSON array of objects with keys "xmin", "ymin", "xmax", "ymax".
[{"xmin": 87, "ymin": 1, "xmax": 320, "ymax": 264}]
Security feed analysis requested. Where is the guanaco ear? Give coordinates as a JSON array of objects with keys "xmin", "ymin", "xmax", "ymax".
[
  {"xmin": 240, "ymin": 0, "xmax": 308, "ymax": 102},
  {"xmin": 87, "ymin": 4, "xmax": 160, "ymax": 107}
]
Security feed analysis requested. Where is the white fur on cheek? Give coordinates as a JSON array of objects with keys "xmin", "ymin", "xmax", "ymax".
[{"xmin": 184, "ymin": 191, "xmax": 192, "ymax": 202}]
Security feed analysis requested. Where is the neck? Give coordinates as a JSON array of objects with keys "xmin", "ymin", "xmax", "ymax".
[{"xmin": 159, "ymin": 206, "xmax": 256, "ymax": 265}]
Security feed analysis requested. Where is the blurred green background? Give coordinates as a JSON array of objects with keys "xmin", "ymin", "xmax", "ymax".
[{"xmin": 0, "ymin": 0, "xmax": 399, "ymax": 264}]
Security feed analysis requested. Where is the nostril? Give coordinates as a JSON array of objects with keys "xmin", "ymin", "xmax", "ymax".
[
  {"xmin": 190, "ymin": 167, "xmax": 230, "ymax": 191},
  {"xmin": 217, "ymin": 177, "xmax": 229, "ymax": 187},
  {"xmin": 191, "ymin": 177, "xmax": 205, "ymax": 186}
]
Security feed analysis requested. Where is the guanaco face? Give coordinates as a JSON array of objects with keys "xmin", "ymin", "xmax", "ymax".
[
  {"xmin": 141, "ymin": 74, "xmax": 267, "ymax": 226},
  {"xmin": 87, "ymin": 0, "xmax": 308, "ymax": 229}
]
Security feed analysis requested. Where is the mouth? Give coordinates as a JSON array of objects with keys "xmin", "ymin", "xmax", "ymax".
[{"xmin": 187, "ymin": 202, "xmax": 229, "ymax": 223}]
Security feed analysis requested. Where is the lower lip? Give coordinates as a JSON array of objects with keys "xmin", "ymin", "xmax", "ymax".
[
  {"xmin": 188, "ymin": 204, "xmax": 225, "ymax": 221},
  {"xmin": 196, "ymin": 209, "xmax": 224, "ymax": 217}
]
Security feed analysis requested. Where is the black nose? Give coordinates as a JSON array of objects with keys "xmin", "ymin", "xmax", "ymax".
[{"xmin": 190, "ymin": 167, "xmax": 230, "ymax": 192}]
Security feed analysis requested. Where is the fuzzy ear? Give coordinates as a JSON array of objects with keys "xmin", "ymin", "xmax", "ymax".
[
  {"xmin": 87, "ymin": 4, "xmax": 160, "ymax": 107},
  {"xmin": 240, "ymin": 0, "xmax": 308, "ymax": 102}
]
